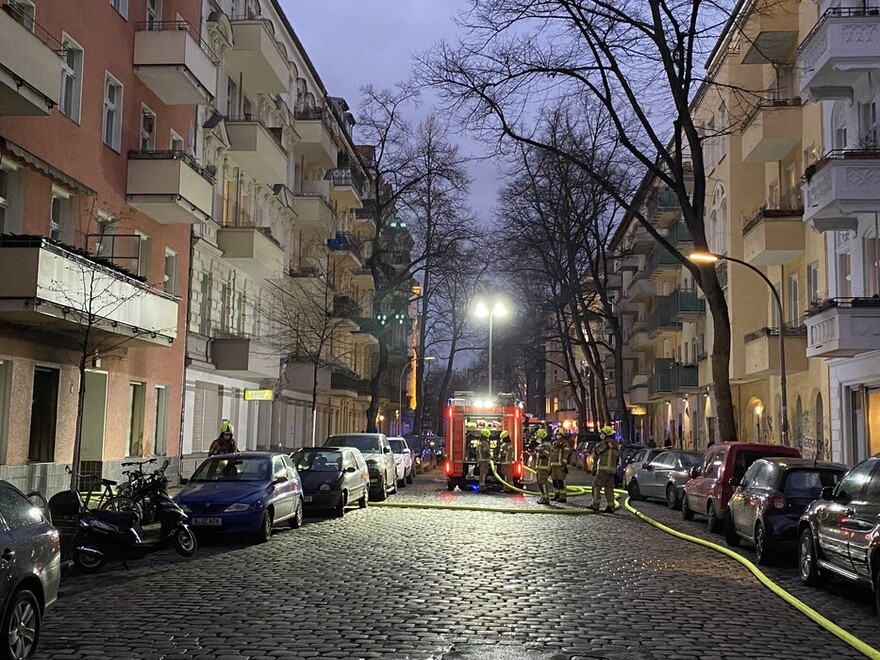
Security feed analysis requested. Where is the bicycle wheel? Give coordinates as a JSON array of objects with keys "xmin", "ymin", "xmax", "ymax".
[{"xmin": 100, "ymin": 496, "xmax": 141, "ymax": 517}]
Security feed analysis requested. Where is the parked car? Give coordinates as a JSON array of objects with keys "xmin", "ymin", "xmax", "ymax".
[
  {"xmin": 682, "ymin": 442, "xmax": 801, "ymax": 532},
  {"xmin": 175, "ymin": 452, "xmax": 304, "ymax": 543},
  {"xmin": 627, "ymin": 450, "xmax": 702, "ymax": 509},
  {"xmin": 324, "ymin": 433, "xmax": 397, "ymax": 501},
  {"xmin": 615, "ymin": 443, "xmax": 646, "ymax": 486},
  {"xmin": 622, "ymin": 448, "xmax": 666, "ymax": 489},
  {"xmin": 388, "ymin": 437, "xmax": 415, "ymax": 487},
  {"xmin": 290, "ymin": 447, "xmax": 370, "ymax": 517},
  {"xmin": 0, "ymin": 480, "xmax": 61, "ymax": 660},
  {"xmin": 725, "ymin": 457, "xmax": 846, "ymax": 564},
  {"xmin": 798, "ymin": 456, "xmax": 880, "ymax": 616}
]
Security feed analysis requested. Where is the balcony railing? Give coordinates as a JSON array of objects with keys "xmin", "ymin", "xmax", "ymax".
[
  {"xmin": 670, "ymin": 288, "xmax": 706, "ymax": 318},
  {"xmin": 802, "ymin": 149, "xmax": 880, "ymax": 231},
  {"xmin": 128, "ymin": 149, "xmax": 215, "ymax": 183},
  {"xmin": 86, "ymin": 233, "xmax": 142, "ymax": 278},
  {"xmin": 324, "ymin": 167, "xmax": 364, "ymax": 198},
  {"xmin": 330, "ymin": 371, "xmax": 371, "ymax": 395},
  {"xmin": 331, "ymin": 295, "xmax": 361, "ymax": 321},
  {"xmin": 741, "ymin": 93, "xmax": 801, "ymax": 132},
  {"xmin": 668, "ymin": 222, "xmax": 692, "ymax": 247},
  {"xmin": 744, "ymin": 325, "xmax": 808, "ymax": 343},
  {"xmin": 2, "ymin": 1, "xmax": 64, "ymax": 54}
]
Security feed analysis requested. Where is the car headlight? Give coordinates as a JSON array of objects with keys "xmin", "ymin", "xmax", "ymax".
[
  {"xmin": 224, "ymin": 503, "xmax": 254, "ymax": 512},
  {"xmin": 319, "ymin": 483, "xmax": 332, "ymax": 492}
]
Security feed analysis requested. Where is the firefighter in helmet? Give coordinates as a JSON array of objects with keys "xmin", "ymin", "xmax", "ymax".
[
  {"xmin": 497, "ymin": 430, "xmax": 515, "ymax": 492},
  {"xmin": 550, "ymin": 428, "xmax": 572, "ymax": 502},
  {"xmin": 591, "ymin": 425, "xmax": 620, "ymax": 513},
  {"xmin": 477, "ymin": 428, "xmax": 493, "ymax": 492},
  {"xmin": 534, "ymin": 428, "xmax": 553, "ymax": 504},
  {"xmin": 209, "ymin": 419, "xmax": 237, "ymax": 456}
]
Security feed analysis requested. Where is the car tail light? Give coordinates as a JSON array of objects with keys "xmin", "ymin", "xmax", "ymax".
[
  {"xmin": 769, "ymin": 493, "xmax": 787, "ymax": 511},
  {"xmin": 444, "ymin": 460, "xmax": 452, "ymax": 476}
]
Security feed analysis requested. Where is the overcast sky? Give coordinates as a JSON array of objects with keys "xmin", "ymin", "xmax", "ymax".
[{"xmin": 282, "ymin": 1, "xmax": 502, "ymax": 224}]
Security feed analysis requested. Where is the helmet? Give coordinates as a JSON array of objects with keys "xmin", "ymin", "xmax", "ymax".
[
  {"xmin": 599, "ymin": 425, "xmax": 614, "ymax": 438},
  {"xmin": 220, "ymin": 419, "xmax": 234, "ymax": 435},
  {"xmin": 481, "ymin": 428, "xmax": 491, "ymax": 438},
  {"xmin": 500, "ymin": 430, "xmax": 510, "ymax": 440},
  {"xmin": 554, "ymin": 428, "xmax": 565, "ymax": 438},
  {"xmin": 535, "ymin": 428, "xmax": 548, "ymax": 440}
]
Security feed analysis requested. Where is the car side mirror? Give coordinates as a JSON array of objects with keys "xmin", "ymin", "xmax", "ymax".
[
  {"xmin": 821, "ymin": 486, "xmax": 834, "ymax": 501},
  {"xmin": 273, "ymin": 476, "xmax": 288, "ymax": 484},
  {"xmin": 345, "ymin": 466, "xmax": 357, "ymax": 473},
  {"xmin": 644, "ymin": 463, "xmax": 653, "ymax": 471},
  {"xmin": 180, "ymin": 477, "xmax": 189, "ymax": 485},
  {"xmin": 384, "ymin": 447, "xmax": 392, "ymax": 454},
  {"xmin": 688, "ymin": 467, "xmax": 699, "ymax": 479}
]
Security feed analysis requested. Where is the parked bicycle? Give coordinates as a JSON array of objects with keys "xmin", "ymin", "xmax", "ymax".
[
  {"xmin": 64, "ymin": 466, "xmax": 139, "ymax": 514},
  {"xmin": 117, "ymin": 458, "xmax": 169, "ymax": 525}
]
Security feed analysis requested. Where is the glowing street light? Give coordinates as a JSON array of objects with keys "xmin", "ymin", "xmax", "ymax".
[{"xmin": 474, "ymin": 299, "xmax": 508, "ymax": 396}]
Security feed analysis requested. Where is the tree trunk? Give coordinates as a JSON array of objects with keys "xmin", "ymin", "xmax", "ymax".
[
  {"xmin": 70, "ymin": 353, "xmax": 88, "ymax": 491},
  {"xmin": 702, "ymin": 267, "xmax": 737, "ymax": 442},
  {"xmin": 366, "ymin": 327, "xmax": 388, "ymax": 433},
  {"xmin": 310, "ymin": 361, "xmax": 319, "ymax": 446},
  {"xmin": 609, "ymin": 315, "xmax": 630, "ymax": 442}
]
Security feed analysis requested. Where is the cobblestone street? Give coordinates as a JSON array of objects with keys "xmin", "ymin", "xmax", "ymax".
[{"xmin": 38, "ymin": 468, "xmax": 876, "ymax": 660}]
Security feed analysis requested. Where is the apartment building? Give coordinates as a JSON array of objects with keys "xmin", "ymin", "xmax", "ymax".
[
  {"xmin": 0, "ymin": 0, "xmax": 200, "ymax": 491},
  {"xmin": 799, "ymin": 0, "xmax": 880, "ymax": 464}
]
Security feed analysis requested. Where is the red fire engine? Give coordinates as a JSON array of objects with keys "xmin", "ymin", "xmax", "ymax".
[{"xmin": 443, "ymin": 392, "xmax": 525, "ymax": 491}]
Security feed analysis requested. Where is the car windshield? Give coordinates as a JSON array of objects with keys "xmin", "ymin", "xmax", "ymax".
[
  {"xmin": 191, "ymin": 456, "xmax": 271, "ymax": 482},
  {"xmin": 678, "ymin": 453, "xmax": 702, "ymax": 467},
  {"xmin": 389, "ymin": 439, "xmax": 406, "ymax": 453},
  {"xmin": 292, "ymin": 450, "xmax": 342, "ymax": 472},
  {"xmin": 783, "ymin": 469, "xmax": 843, "ymax": 499},
  {"xmin": 326, "ymin": 435, "xmax": 381, "ymax": 453}
]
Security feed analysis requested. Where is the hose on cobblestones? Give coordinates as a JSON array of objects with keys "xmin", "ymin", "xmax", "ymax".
[
  {"xmin": 487, "ymin": 461, "xmax": 597, "ymax": 500},
  {"xmin": 368, "ymin": 501, "xmax": 598, "ymax": 514},
  {"xmin": 622, "ymin": 494, "xmax": 880, "ymax": 660}
]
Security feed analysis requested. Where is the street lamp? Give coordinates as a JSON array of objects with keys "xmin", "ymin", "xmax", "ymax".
[
  {"xmin": 474, "ymin": 300, "xmax": 508, "ymax": 396},
  {"xmin": 398, "ymin": 356, "xmax": 436, "ymax": 435},
  {"xmin": 689, "ymin": 251, "xmax": 790, "ymax": 446}
]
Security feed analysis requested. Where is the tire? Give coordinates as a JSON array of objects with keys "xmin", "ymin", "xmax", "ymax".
[
  {"xmin": 398, "ymin": 476, "xmax": 407, "ymax": 489},
  {"xmin": 389, "ymin": 474, "xmax": 398, "ymax": 495},
  {"xmin": 372, "ymin": 478, "xmax": 388, "ymax": 502},
  {"xmin": 2, "ymin": 588, "xmax": 40, "ymax": 660},
  {"xmin": 173, "ymin": 526, "xmax": 197, "ymax": 557},
  {"xmin": 406, "ymin": 468, "xmax": 414, "ymax": 484},
  {"xmin": 446, "ymin": 481, "xmax": 456, "ymax": 492},
  {"xmin": 799, "ymin": 528, "xmax": 822, "ymax": 586},
  {"xmin": 874, "ymin": 567, "xmax": 880, "ymax": 621},
  {"xmin": 681, "ymin": 492, "xmax": 694, "ymax": 521},
  {"xmin": 358, "ymin": 490, "xmax": 368, "ymax": 509},
  {"xmin": 100, "ymin": 496, "xmax": 140, "ymax": 516},
  {"xmin": 255, "ymin": 511, "xmax": 273, "ymax": 544},
  {"xmin": 666, "ymin": 483, "xmax": 680, "ymax": 510},
  {"xmin": 724, "ymin": 512, "xmax": 741, "ymax": 547},
  {"xmin": 755, "ymin": 522, "xmax": 773, "ymax": 565},
  {"xmin": 73, "ymin": 546, "xmax": 105, "ymax": 574},
  {"xmin": 707, "ymin": 502, "xmax": 723, "ymax": 533},
  {"xmin": 289, "ymin": 499, "xmax": 304, "ymax": 528},
  {"xmin": 334, "ymin": 492, "xmax": 346, "ymax": 518},
  {"xmin": 627, "ymin": 479, "xmax": 643, "ymax": 501}
]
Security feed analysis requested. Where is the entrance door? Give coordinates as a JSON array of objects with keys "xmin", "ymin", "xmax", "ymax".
[
  {"xmin": 28, "ymin": 367, "xmax": 59, "ymax": 462},
  {"xmin": 81, "ymin": 371, "xmax": 107, "ymax": 462}
]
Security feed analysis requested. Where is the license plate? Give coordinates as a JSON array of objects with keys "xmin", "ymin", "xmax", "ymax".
[
  {"xmin": 303, "ymin": 495, "xmax": 313, "ymax": 503},
  {"xmin": 191, "ymin": 517, "xmax": 222, "ymax": 526}
]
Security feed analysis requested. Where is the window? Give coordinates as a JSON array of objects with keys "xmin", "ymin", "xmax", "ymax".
[
  {"xmin": 103, "ymin": 74, "xmax": 123, "ymax": 151},
  {"xmin": 109, "ymin": 0, "xmax": 128, "ymax": 19},
  {"xmin": 858, "ymin": 101, "xmax": 878, "ymax": 148},
  {"xmin": 835, "ymin": 459, "xmax": 876, "ymax": 501},
  {"xmin": 222, "ymin": 177, "xmax": 234, "ymax": 225},
  {"xmin": 709, "ymin": 184, "xmax": 728, "ymax": 255},
  {"xmin": 771, "ymin": 281, "xmax": 781, "ymax": 328},
  {"xmin": 865, "ymin": 236, "xmax": 880, "ymax": 298},
  {"xmin": 164, "ymin": 249, "xmax": 177, "ymax": 295},
  {"xmin": 152, "ymin": 386, "xmax": 168, "ymax": 455},
  {"xmin": 136, "ymin": 233, "xmax": 151, "ymax": 279},
  {"xmin": 199, "ymin": 272, "xmax": 212, "ymax": 335},
  {"xmin": 807, "ymin": 261, "xmax": 820, "ymax": 306},
  {"xmin": 227, "ymin": 78, "xmax": 239, "ymax": 117},
  {"xmin": 832, "ymin": 103, "xmax": 848, "ymax": 151},
  {"xmin": 140, "ymin": 106, "xmax": 156, "ymax": 151},
  {"xmin": 787, "ymin": 274, "xmax": 800, "ymax": 327},
  {"xmin": 717, "ymin": 102, "xmax": 728, "ymax": 159},
  {"xmin": 11, "ymin": 0, "xmax": 35, "ymax": 31},
  {"xmin": 59, "ymin": 37, "xmax": 83, "ymax": 122},
  {"xmin": 50, "ymin": 188, "xmax": 73, "ymax": 243},
  {"xmin": 838, "ymin": 252, "xmax": 852, "ymax": 298},
  {"xmin": 28, "ymin": 366, "xmax": 58, "ymax": 463},
  {"xmin": 146, "ymin": 0, "xmax": 161, "ymax": 27},
  {"xmin": 0, "ymin": 489, "xmax": 44, "ymax": 529},
  {"xmin": 740, "ymin": 462, "xmax": 762, "ymax": 488},
  {"xmin": 127, "ymin": 382, "xmax": 146, "ymax": 457},
  {"xmin": 170, "ymin": 131, "xmax": 184, "ymax": 152},
  {"xmin": 0, "ymin": 167, "xmax": 9, "ymax": 234}
]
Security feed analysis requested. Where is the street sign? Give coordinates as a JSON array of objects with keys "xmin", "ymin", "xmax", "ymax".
[{"xmin": 244, "ymin": 389, "xmax": 274, "ymax": 401}]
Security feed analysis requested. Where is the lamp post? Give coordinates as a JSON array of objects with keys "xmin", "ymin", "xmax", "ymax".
[
  {"xmin": 689, "ymin": 251, "xmax": 790, "ymax": 446},
  {"xmin": 398, "ymin": 356, "xmax": 436, "ymax": 435},
  {"xmin": 474, "ymin": 300, "xmax": 508, "ymax": 396}
]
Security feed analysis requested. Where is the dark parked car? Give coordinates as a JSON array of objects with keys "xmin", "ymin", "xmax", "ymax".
[
  {"xmin": 628, "ymin": 450, "xmax": 702, "ymax": 509},
  {"xmin": 291, "ymin": 447, "xmax": 370, "ymax": 517},
  {"xmin": 725, "ymin": 457, "xmax": 846, "ymax": 564},
  {"xmin": 682, "ymin": 442, "xmax": 801, "ymax": 532},
  {"xmin": 798, "ymin": 456, "xmax": 880, "ymax": 617},
  {"xmin": 175, "ymin": 452, "xmax": 304, "ymax": 543},
  {"xmin": 324, "ymin": 433, "xmax": 397, "ymax": 501},
  {"xmin": 0, "ymin": 481, "xmax": 61, "ymax": 660},
  {"xmin": 615, "ymin": 444, "xmax": 646, "ymax": 486}
]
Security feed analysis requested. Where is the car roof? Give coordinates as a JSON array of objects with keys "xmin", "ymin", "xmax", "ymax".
[
  {"xmin": 206, "ymin": 451, "xmax": 282, "ymax": 459},
  {"xmin": 760, "ymin": 457, "xmax": 847, "ymax": 471},
  {"xmin": 710, "ymin": 442, "xmax": 800, "ymax": 453},
  {"xmin": 293, "ymin": 447, "xmax": 345, "ymax": 453},
  {"xmin": 387, "ymin": 436, "xmax": 407, "ymax": 442},
  {"xmin": 329, "ymin": 432, "xmax": 384, "ymax": 438}
]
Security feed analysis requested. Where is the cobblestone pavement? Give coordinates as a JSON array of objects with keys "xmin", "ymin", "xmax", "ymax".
[{"xmin": 37, "ymin": 466, "xmax": 874, "ymax": 660}]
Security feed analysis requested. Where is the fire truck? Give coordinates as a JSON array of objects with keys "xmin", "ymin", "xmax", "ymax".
[{"xmin": 443, "ymin": 392, "xmax": 525, "ymax": 491}]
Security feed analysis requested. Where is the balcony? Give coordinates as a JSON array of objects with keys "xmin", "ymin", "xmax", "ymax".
[
  {"xmin": 330, "ymin": 371, "xmax": 370, "ymax": 396},
  {"xmin": 225, "ymin": 116, "xmax": 287, "ymax": 185},
  {"xmin": 211, "ymin": 336, "xmax": 279, "ymax": 379},
  {"xmin": 0, "ymin": 2, "xmax": 63, "ymax": 115},
  {"xmin": 740, "ymin": 4, "xmax": 799, "ymax": 65},
  {"xmin": 671, "ymin": 363, "xmax": 699, "ymax": 392},
  {"xmin": 353, "ymin": 207, "xmax": 377, "ymax": 238},
  {"xmin": 126, "ymin": 150, "xmax": 213, "ymax": 224},
  {"xmin": 646, "ymin": 188, "xmax": 681, "ymax": 229},
  {"xmin": 294, "ymin": 108, "xmax": 338, "ymax": 170},
  {"xmin": 626, "ymin": 378, "xmax": 649, "ymax": 407},
  {"xmin": 741, "ymin": 98, "xmax": 802, "ymax": 162},
  {"xmin": 327, "ymin": 232, "xmax": 362, "ymax": 271},
  {"xmin": 805, "ymin": 298, "xmax": 880, "ymax": 358},
  {"xmin": 0, "ymin": 236, "xmax": 177, "ymax": 346},
  {"xmin": 646, "ymin": 246, "xmax": 679, "ymax": 281},
  {"xmin": 802, "ymin": 150, "xmax": 880, "ymax": 232},
  {"xmin": 670, "ymin": 288, "xmax": 706, "ymax": 320},
  {"xmin": 325, "ymin": 168, "xmax": 364, "ymax": 210},
  {"xmin": 133, "ymin": 21, "xmax": 217, "ymax": 105},
  {"xmin": 798, "ymin": 7, "xmax": 880, "ymax": 102},
  {"xmin": 668, "ymin": 222, "xmax": 692, "ymax": 249},
  {"xmin": 744, "ymin": 326, "xmax": 808, "ymax": 376},
  {"xmin": 647, "ymin": 297, "xmax": 682, "ymax": 338},
  {"xmin": 352, "ymin": 267, "xmax": 374, "ymax": 288},
  {"xmin": 217, "ymin": 225, "xmax": 284, "ymax": 279},
  {"xmin": 330, "ymin": 295, "xmax": 361, "ymax": 325},
  {"xmin": 226, "ymin": 16, "xmax": 289, "ymax": 95},
  {"xmin": 629, "ymin": 226, "xmax": 655, "ymax": 254},
  {"xmin": 649, "ymin": 372, "xmax": 673, "ymax": 399},
  {"xmin": 293, "ymin": 192, "xmax": 335, "ymax": 236},
  {"xmin": 630, "ymin": 326, "xmax": 653, "ymax": 351},
  {"xmin": 742, "ymin": 204, "xmax": 805, "ymax": 266}
]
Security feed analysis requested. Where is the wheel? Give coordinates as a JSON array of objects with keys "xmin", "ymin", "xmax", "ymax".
[
  {"xmin": 874, "ymin": 566, "xmax": 880, "ymax": 620},
  {"xmin": 406, "ymin": 468, "xmax": 414, "ymax": 484},
  {"xmin": 2, "ymin": 588, "xmax": 40, "ymax": 660},
  {"xmin": 173, "ymin": 526, "xmax": 197, "ymax": 557},
  {"xmin": 755, "ymin": 522, "xmax": 773, "ymax": 565},
  {"xmin": 372, "ymin": 477, "xmax": 388, "ymax": 502},
  {"xmin": 446, "ymin": 481, "xmax": 456, "ymax": 492},
  {"xmin": 255, "ymin": 511, "xmax": 273, "ymax": 543},
  {"xmin": 627, "ymin": 479, "xmax": 643, "ymax": 501},
  {"xmin": 799, "ymin": 528, "xmax": 822, "ymax": 586},
  {"xmin": 398, "ymin": 476, "xmax": 407, "ymax": 489},
  {"xmin": 100, "ymin": 496, "xmax": 140, "ymax": 516},
  {"xmin": 289, "ymin": 499, "xmax": 304, "ymax": 528},
  {"xmin": 681, "ymin": 492, "xmax": 694, "ymax": 521},
  {"xmin": 724, "ymin": 512, "xmax": 740, "ymax": 547},
  {"xmin": 707, "ymin": 502, "xmax": 723, "ymax": 533},
  {"xmin": 358, "ymin": 490, "xmax": 368, "ymax": 509},
  {"xmin": 666, "ymin": 484, "xmax": 680, "ymax": 510},
  {"xmin": 334, "ymin": 492, "xmax": 346, "ymax": 518},
  {"xmin": 73, "ymin": 546, "xmax": 105, "ymax": 574}
]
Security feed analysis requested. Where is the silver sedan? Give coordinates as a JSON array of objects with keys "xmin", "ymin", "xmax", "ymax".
[{"xmin": 627, "ymin": 450, "xmax": 703, "ymax": 509}]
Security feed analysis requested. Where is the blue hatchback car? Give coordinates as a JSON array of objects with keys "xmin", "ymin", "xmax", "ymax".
[{"xmin": 175, "ymin": 452, "xmax": 303, "ymax": 543}]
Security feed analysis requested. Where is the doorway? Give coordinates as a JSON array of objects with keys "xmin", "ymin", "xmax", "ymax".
[
  {"xmin": 28, "ymin": 367, "xmax": 59, "ymax": 462},
  {"xmin": 126, "ymin": 382, "xmax": 146, "ymax": 457},
  {"xmin": 81, "ymin": 371, "xmax": 107, "ymax": 462}
]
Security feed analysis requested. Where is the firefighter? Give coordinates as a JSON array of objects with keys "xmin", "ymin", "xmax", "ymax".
[
  {"xmin": 477, "ymin": 428, "xmax": 493, "ymax": 492},
  {"xmin": 209, "ymin": 419, "xmax": 237, "ymax": 456},
  {"xmin": 550, "ymin": 428, "xmax": 571, "ymax": 502},
  {"xmin": 591, "ymin": 425, "xmax": 620, "ymax": 513},
  {"xmin": 497, "ymin": 430, "xmax": 514, "ymax": 492},
  {"xmin": 534, "ymin": 428, "xmax": 553, "ymax": 504}
]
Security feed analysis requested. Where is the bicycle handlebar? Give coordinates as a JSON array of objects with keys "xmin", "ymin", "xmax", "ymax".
[{"xmin": 121, "ymin": 458, "xmax": 157, "ymax": 468}]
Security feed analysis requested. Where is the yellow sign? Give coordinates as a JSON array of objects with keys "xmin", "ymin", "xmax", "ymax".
[{"xmin": 244, "ymin": 389, "xmax": 274, "ymax": 401}]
